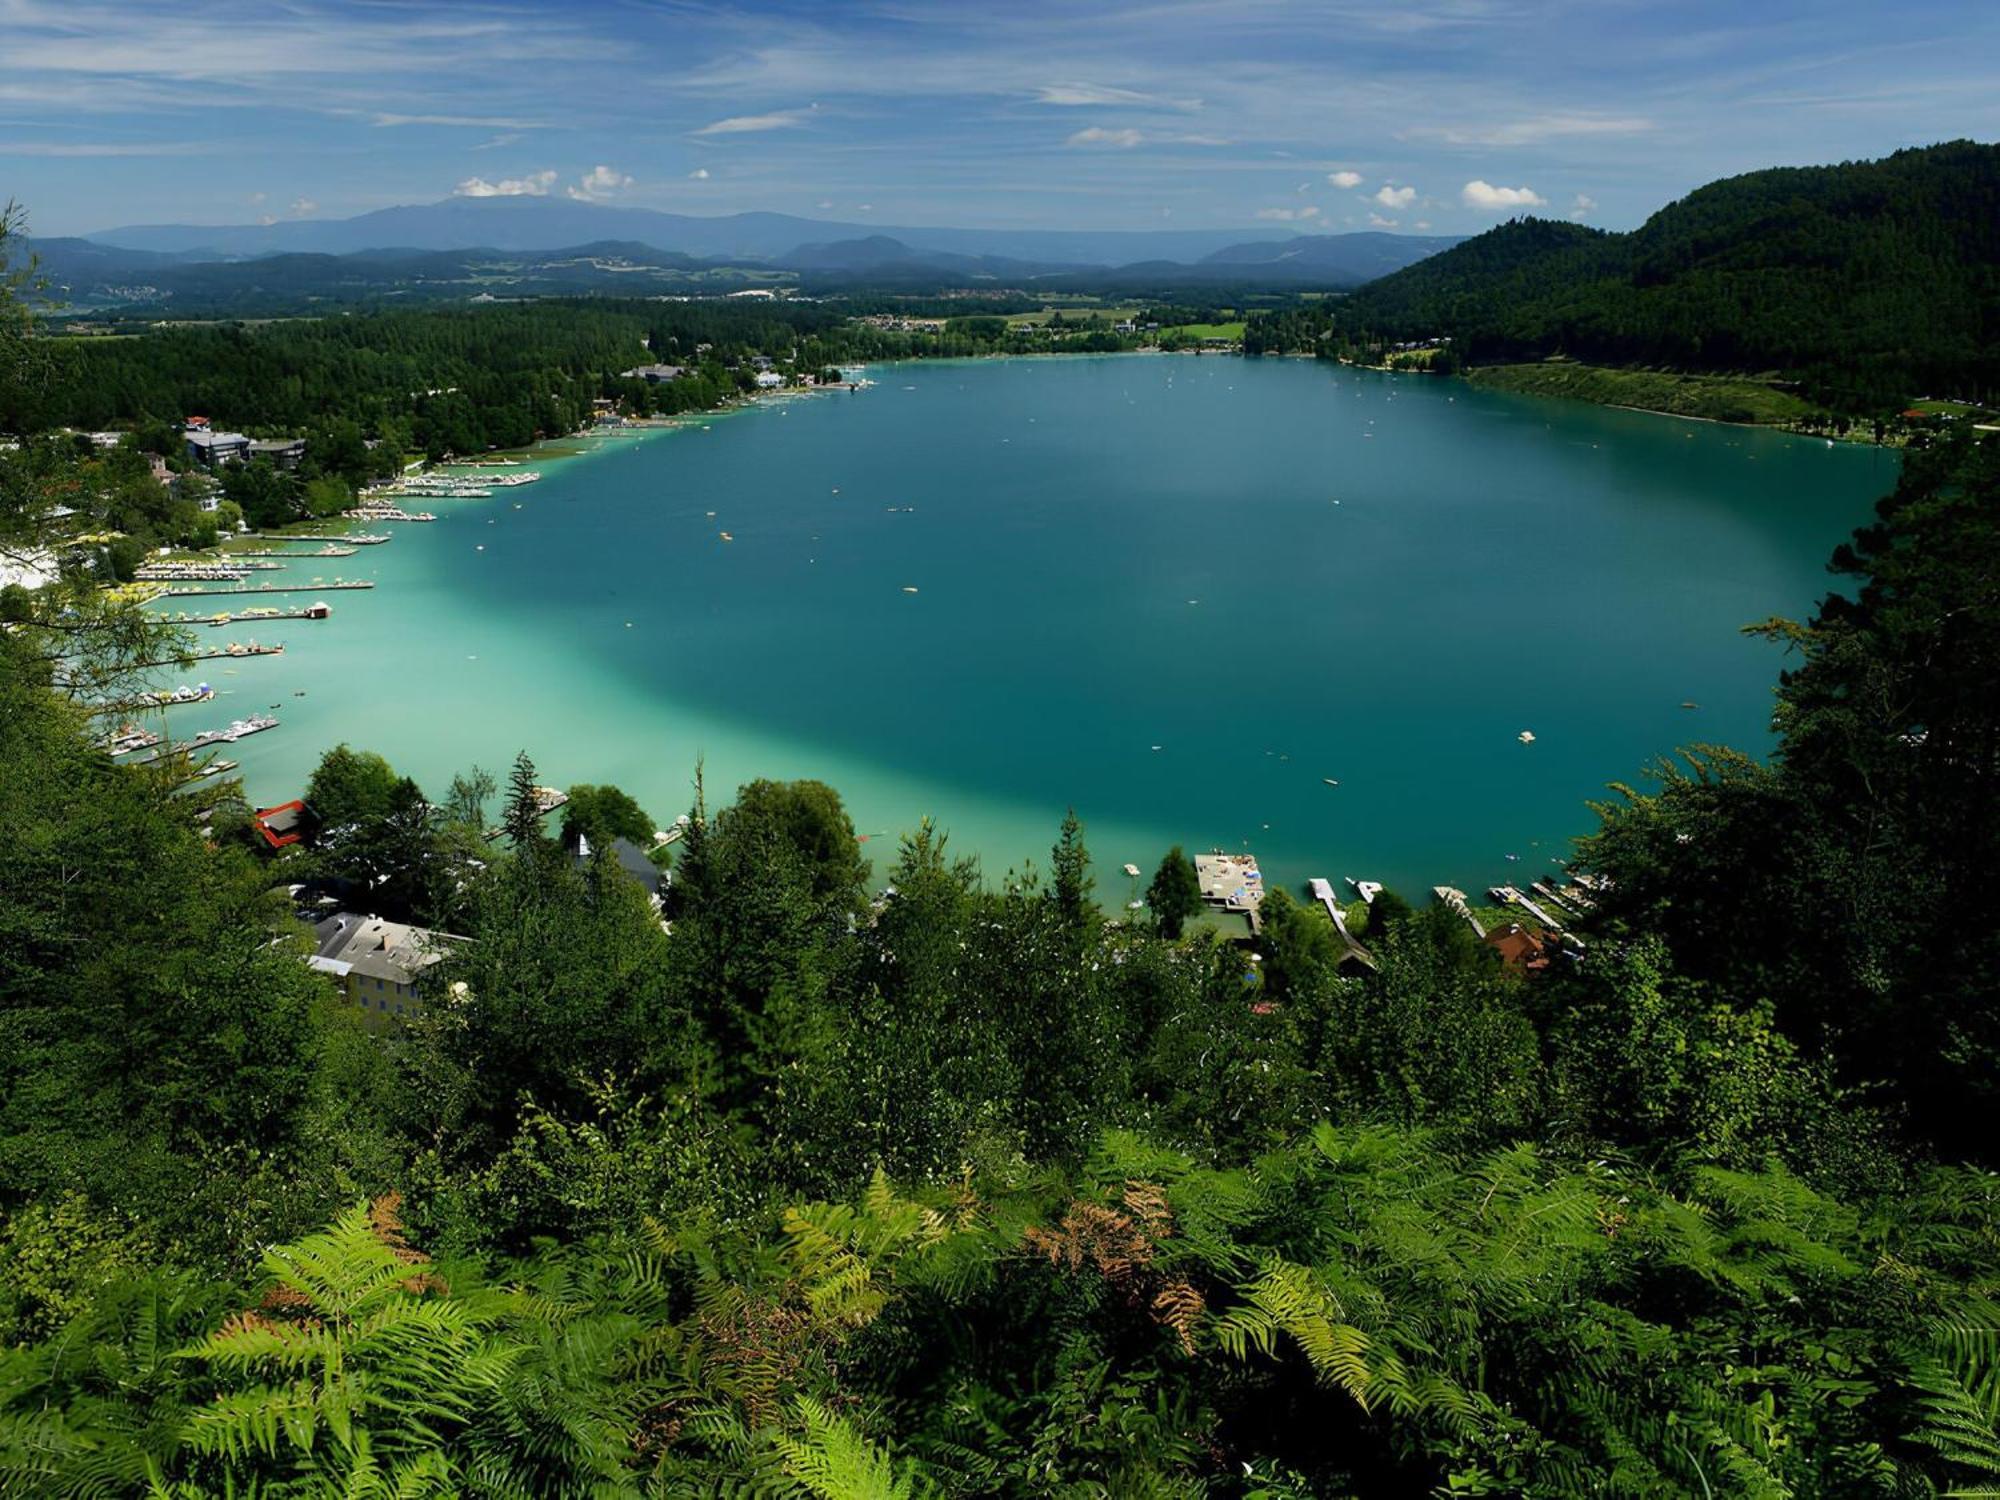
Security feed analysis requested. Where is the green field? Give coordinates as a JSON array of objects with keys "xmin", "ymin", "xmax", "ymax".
[
  {"xmin": 1005, "ymin": 303, "xmax": 1143, "ymax": 328},
  {"xmin": 1468, "ymin": 361, "xmax": 1821, "ymax": 426},
  {"xmin": 1172, "ymin": 320, "xmax": 1246, "ymax": 340},
  {"xmin": 1908, "ymin": 398, "xmax": 1993, "ymax": 418}
]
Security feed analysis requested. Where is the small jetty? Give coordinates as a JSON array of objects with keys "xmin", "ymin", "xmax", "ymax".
[
  {"xmin": 1344, "ymin": 876, "xmax": 1383, "ymax": 904},
  {"xmin": 98, "ymin": 683, "xmax": 215, "ymax": 710},
  {"xmin": 1488, "ymin": 885, "xmax": 1567, "ymax": 934},
  {"xmin": 1433, "ymin": 886, "xmax": 1486, "ymax": 939},
  {"xmin": 485, "ymin": 785, "xmax": 570, "ymax": 841},
  {"xmin": 345, "ymin": 506, "xmax": 437, "ymax": 523},
  {"xmin": 121, "ymin": 715, "xmax": 280, "ymax": 767},
  {"xmin": 172, "ymin": 758, "xmax": 238, "ymax": 789},
  {"xmin": 1307, "ymin": 877, "xmax": 1380, "ymax": 972},
  {"xmin": 101, "ymin": 724, "xmax": 162, "ymax": 756},
  {"xmin": 160, "ymin": 603, "xmax": 332, "ymax": 626},
  {"xmin": 131, "ymin": 641, "xmax": 285, "ymax": 667},
  {"xmin": 1530, "ymin": 880, "xmax": 1579, "ymax": 916},
  {"xmin": 135, "ymin": 561, "xmax": 282, "ymax": 581},
  {"xmin": 245, "ymin": 531, "xmax": 386, "ymax": 545},
  {"xmin": 234, "ymin": 545, "xmax": 358, "ymax": 559},
  {"xmin": 162, "ymin": 580, "xmax": 375, "ymax": 598}
]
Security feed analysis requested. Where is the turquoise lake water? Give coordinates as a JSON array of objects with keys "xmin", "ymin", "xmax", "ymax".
[{"xmin": 158, "ymin": 355, "xmax": 1895, "ymax": 899}]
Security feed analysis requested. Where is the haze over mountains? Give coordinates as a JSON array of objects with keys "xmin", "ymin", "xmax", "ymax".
[
  {"xmin": 43, "ymin": 195, "xmax": 1459, "ymax": 297},
  {"xmin": 21, "ymin": 197, "xmax": 1464, "ymax": 313}
]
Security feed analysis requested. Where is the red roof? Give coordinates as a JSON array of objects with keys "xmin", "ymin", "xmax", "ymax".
[
  {"xmin": 253, "ymin": 799, "xmax": 306, "ymax": 849},
  {"xmin": 1484, "ymin": 923, "xmax": 1550, "ymax": 973}
]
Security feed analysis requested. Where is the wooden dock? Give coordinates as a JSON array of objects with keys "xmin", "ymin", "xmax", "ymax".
[
  {"xmin": 1307, "ymin": 877, "xmax": 1379, "ymax": 972},
  {"xmin": 122, "ymin": 716, "xmax": 279, "ymax": 767},
  {"xmin": 1488, "ymin": 885, "xmax": 1565, "ymax": 933},
  {"xmin": 233, "ymin": 546, "xmax": 358, "ymax": 559},
  {"xmin": 162, "ymin": 581, "xmax": 375, "ymax": 597},
  {"xmin": 159, "ymin": 604, "xmax": 330, "ymax": 626},
  {"xmin": 1433, "ymin": 886, "xmax": 1486, "ymax": 939}
]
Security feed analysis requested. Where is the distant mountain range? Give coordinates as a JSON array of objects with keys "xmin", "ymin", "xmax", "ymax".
[
  {"xmin": 53, "ymin": 195, "xmax": 1458, "ymax": 286},
  {"xmin": 21, "ymin": 201, "xmax": 1462, "ymax": 313},
  {"xmin": 82, "ymin": 196, "xmax": 1289, "ymax": 265}
]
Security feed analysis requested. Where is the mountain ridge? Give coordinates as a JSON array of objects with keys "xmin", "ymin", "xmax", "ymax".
[{"xmin": 80, "ymin": 194, "xmax": 1443, "ymax": 270}]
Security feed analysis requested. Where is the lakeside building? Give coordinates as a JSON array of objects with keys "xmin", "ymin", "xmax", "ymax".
[
  {"xmin": 184, "ymin": 429, "xmax": 252, "ymax": 467},
  {"xmin": 309, "ymin": 911, "xmax": 462, "ymax": 1019},
  {"xmin": 1196, "ymin": 851, "xmax": 1267, "ymax": 935},
  {"xmin": 569, "ymin": 831, "xmax": 668, "ymax": 913},
  {"xmin": 184, "ymin": 428, "xmax": 306, "ymax": 471},
  {"xmin": 753, "ymin": 370, "xmax": 786, "ymax": 389},
  {"xmin": 621, "ymin": 364, "xmax": 687, "ymax": 384},
  {"xmin": 252, "ymin": 799, "xmax": 312, "ymax": 850},
  {"xmin": 250, "ymin": 437, "xmax": 307, "ymax": 471},
  {"xmin": 1484, "ymin": 922, "xmax": 1552, "ymax": 975}
]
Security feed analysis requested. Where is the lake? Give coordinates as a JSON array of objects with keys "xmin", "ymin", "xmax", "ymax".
[{"xmin": 168, "ymin": 354, "xmax": 1893, "ymax": 899}]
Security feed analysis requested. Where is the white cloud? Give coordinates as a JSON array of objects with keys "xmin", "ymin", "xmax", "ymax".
[
  {"xmin": 454, "ymin": 170, "xmax": 557, "ymax": 197},
  {"xmin": 1414, "ymin": 114, "xmax": 1652, "ymax": 147},
  {"xmin": 247, "ymin": 191, "xmax": 265, "ymax": 204},
  {"xmin": 1461, "ymin": 179, "xmax": 1547, "ymax": 210},
  {"xmin": 1327, "ymin": 170, "xmax": 1363, "ymax": 189},
  {"xmin": 288, "ymin": 197, "xmax": 316, "ymax": 217},
  {"xmin": 856, "ymin": 203, "xmax": 873, "ymax": 211},
  {"xmin": 1367, "ymin": 213, "xmax": 1399, "ymax": 228},
  {"xmin": 816, "ymin": 199, "xmax": 833, "ymax": 209},
  {"xmin": 0, "ymin": 139, "xmax": 218, "ymax": 157},
  {"xmin": 688, "ymin": 167, "xmax": 710, "ymax": 180},
  {"xmin": 1570, "ymin": 193, "xmax": 1598, "ymax": 220},
  {"xmin": 1415, "ymin": 220, "xmax": 1431, "ymax": 230},
  {"xmin": 1255, "ymin": 204, "xmax": 1321, "ymax": 222},
  {"xmin": 1066, "ymin": 126, "xmax": 1143, "ymax": 148},
  {"xmin": 1033, "ymin": 82, "xmax": 1202, "ymax": 110},
  {"xmin": 566, "ymin": 164, "xmax": 632, "ymax": 201},
  {"xmin": 371, "ymin": 112, "xmax": 541, "ymax": 129},
  {"xmin": 1373, "ymin": 184, "xmax": 1416, "ymax": 209},
  {"xmin": 694, "ymin": 108, "xmax": 810, "ymax": 135}
]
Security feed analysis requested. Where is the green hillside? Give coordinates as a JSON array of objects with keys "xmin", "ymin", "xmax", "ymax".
[{"xmin": 1250, "ymin": 141, "xmax": 2000, "ymax": 413}]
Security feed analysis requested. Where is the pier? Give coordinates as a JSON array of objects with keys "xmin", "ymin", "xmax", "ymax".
[
  {"xmin": 135, "ymin": 562, "xmax": 282, "ymax": 580},
  {"xmin": 1307, "ymin": 878, "xmax": 1380, "ymax": 972},
  {"xmin": 1530, "ymin": 881, "xmax": 1578, "ymax": 916},
  {"xmin": 1488, "ymin": 885, "xmax": 1566, "ymax": 933},
  {"xmin": 485, "ymin": 786, "xmax": 570, "ymax": 841},
  {"xmin": 162, "ymin": 580, "xmax": 375, "ymax": 597},
  {"xmin": 131, "ymin": 643, "xmax": 286, "ymax": 667},
  {"xmin": 233, "ymin": 546, "xmax": 358, "ymax": 559},
  {"xmin": 1433, "ymin": 886, "xmax": 1487, "ymax": 938},
  {"xmin": 246, "ymin": 532, "xmax": 389, "ymax": 546},
  {"xmin": 120, "ymin": 715, "xmax": 280, "ymax": 767},
  {"xmin": 158, "ymin": 603, "xmax": 331, "ymax": 626}
]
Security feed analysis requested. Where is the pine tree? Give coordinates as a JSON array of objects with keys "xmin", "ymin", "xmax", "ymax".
[
  {"xmin": 1050, "ymin": 807, "xmax": 1095, "ymax": 944},
  {"xmin": 501, "ymin": 750, "xmax": 544, "ymax": 851},
  {"xmin": 1147, "ymin": 846, "xmax": 1203, "ymax": 939}
]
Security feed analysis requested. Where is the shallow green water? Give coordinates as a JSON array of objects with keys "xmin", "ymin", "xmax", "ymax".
[{"xmin": 161, "ymin": 355, "xmax": 1893, "ymax": 898}]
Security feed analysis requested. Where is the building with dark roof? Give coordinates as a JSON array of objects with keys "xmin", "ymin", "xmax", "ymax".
[{"xmin": 310, "ymin": 912, "xmax": 463, "ymax": 1018}]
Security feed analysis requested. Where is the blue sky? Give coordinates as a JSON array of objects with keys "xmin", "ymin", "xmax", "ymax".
[{"xmin": 3, "ymin": 0, "xmax": 1997, "ymax": 238}]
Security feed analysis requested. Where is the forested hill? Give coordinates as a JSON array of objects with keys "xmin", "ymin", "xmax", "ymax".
[{"xmin": 1253, "ymin": 141, "xmax": 2000, "ymax": 411}]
